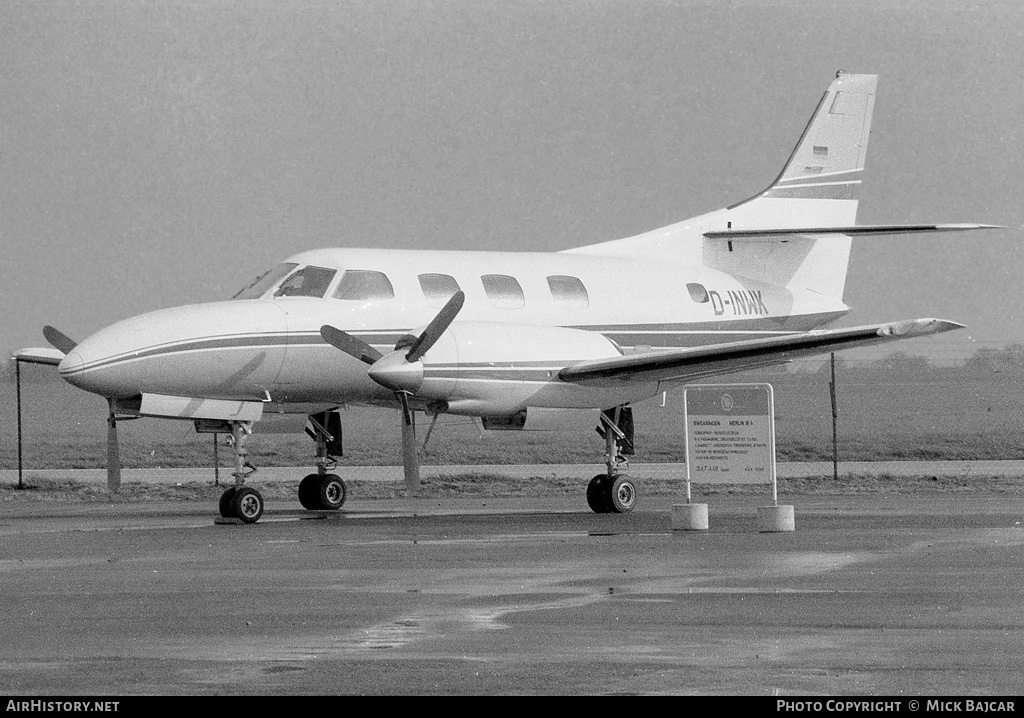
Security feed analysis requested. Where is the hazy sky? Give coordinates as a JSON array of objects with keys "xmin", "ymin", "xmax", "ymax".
[{"xmin": 3, "ymin": 0, "xmax": 1021, "ymax": 365}]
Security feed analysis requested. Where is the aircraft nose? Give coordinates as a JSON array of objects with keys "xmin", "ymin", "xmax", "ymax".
[{"xmin": 57, "ymin": 301, "xmax": 290, "ymax": 399}]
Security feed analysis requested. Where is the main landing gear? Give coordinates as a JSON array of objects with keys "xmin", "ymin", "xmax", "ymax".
[
  {"xmin": 297, "ymin": 410, "xmax": 348, "ymax": 512},
  {"xmin": 587, "ymin": 406, "xmax": 637, "ymax": 514}
]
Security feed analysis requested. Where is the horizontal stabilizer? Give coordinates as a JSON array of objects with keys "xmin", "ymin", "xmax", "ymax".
[
  {"xmin": 559, "ymin": 318, "xmax": 963, "ymax": 387},
  {"xmin": 12, "ymin": 347, "xmax": 65, "ymax": 366},
  {"xmin": 704, "ymin": 223, "xmax": 1001, "ymax": 239}
]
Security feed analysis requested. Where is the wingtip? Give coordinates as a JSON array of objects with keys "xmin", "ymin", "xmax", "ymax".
[
  {"xmin": 938, "ymin": 223, "xmax": 1004, "ymax": 231},
  {"xmin": 923, "ymin": 318, "xmax": 967, "ymax": 333},
  {"xmin": 883, "ymin": 318, "xmax": 965, "ymax": 338}
]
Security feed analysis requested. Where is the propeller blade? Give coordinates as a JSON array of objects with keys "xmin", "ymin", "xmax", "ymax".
[
  {"xmin": 397, "ymin": 391, "xmax": 420, "ymax": 493},
  {"xmin": 106, "ymin": 398, "xmax": 121, "ymax": 493},
  {"xmin": 43, "ymin": 326, "xmax": 77, "ymax": 355},
  {"xmin": 320, "ymin": 325, "xmax": 384, "ymax": 365},
  {"xmin": 406, "ymin": 291, "xmax": 464, "ymax": 363}
]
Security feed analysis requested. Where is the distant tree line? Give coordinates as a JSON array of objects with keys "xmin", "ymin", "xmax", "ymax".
[{"xmin": 806, "ymin": 344, "xmax": 1024, "ymax": 381}]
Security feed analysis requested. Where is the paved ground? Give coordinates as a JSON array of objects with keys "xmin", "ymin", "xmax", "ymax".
[
  {"xmin": 0, "ymin": 490, "xmax": 1022, "ymax": 696},
  {"xmin": 5, "ymin": 459, "xmax": 1024, "ymax": 486}
]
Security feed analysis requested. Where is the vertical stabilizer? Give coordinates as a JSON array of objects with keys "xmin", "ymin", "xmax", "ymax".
[
  {"xmin": 729, "ymin": 71, "xmax": 876, "ymax": 221},
  {"xmin": 701, "ymin": 72, "xmax": 877, "ymax": 301},
  {"xmin": 565, "ymin": 72, "xmax": 878, "ymax": 290}
]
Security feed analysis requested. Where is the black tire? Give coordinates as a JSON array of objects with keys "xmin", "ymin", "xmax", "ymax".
[
  {"xmin": 298, "ymin": 473, "xmax": 321, "ymax": 509},
  {"xmin": 609, "ymin": 474, "xmax": 637, "ymax": 513},
  {"xmin": 587, "ymin": 474, "xmax": 612, "ymax": 513},
  {"xmin": 231, "ymin": 486, "xmax": 264, "ymax": 524},
  {"xmin": 318, "ymin": 474, "xmax": 346, "ymax": 510},
  {"xmin": 218, "ymin": 487, "xmax": 238, "ymax": 518}
]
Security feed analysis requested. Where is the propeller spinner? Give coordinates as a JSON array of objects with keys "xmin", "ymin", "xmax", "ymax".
[{"xmin": 319, "ymin": 291, "xmax": 465, "ymax": 493}]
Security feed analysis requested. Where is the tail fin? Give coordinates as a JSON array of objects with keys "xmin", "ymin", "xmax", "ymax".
[
  {"xmin": 702, "ymin": 72, "xmax": 877, "ymax": 301},
  {"xmin": 566, "ymin": 72, "xmax": 994, "ymax": 303},
  {"xmin": 731, "ymin": 72, "xmax": 876, "ymax": 217},
  {"xmin": 565, "ymin": 72, "xmax": 878, "ymax": 285}
]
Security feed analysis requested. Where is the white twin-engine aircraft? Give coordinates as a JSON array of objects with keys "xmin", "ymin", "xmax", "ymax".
[{"xmin": 20, "ymin": 72, "xmax": 996, "ymax": 523}]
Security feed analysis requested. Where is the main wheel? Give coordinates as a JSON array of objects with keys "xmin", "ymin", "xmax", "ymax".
[
  {"xmin": 609, "ymin": 474, "xmax": 637, "ymax": 513},
  {"xmin": 587, "ymin": 474, "xmax": 612, "ymax": 513},
  {"xmin": 218, "ymin": 487, "xmax": 238, "ymax": 517},
  {"xmin": 318, "ymin": 474, "xmax": 347, "ymax": 510},
  {"xmin": 231, "ymin": 486, "xmax": 265, "ymax": 524},
  {"xmin": 298, "ymin": 473, "xmax": 321, "ymax": 509}
]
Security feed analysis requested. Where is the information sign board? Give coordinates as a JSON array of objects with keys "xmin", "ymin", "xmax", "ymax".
[{"xmin": 683, "ymin": 383, "xmax": 776, "ymax": 489}]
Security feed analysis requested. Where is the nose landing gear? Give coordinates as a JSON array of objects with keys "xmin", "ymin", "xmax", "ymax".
[{"xmin": 217, "ymin": 421, "xmax": 264, "ymax": 524}]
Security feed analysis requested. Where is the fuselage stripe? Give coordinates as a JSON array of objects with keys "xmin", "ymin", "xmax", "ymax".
[{"xmin": 61, "ymin": 320, "xmax": 827, "ymax": 378}]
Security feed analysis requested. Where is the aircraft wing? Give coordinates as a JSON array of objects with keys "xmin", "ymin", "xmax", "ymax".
[
  {"xmin": 12, "ymin": 347, "xmax": 65, "ymax": 366},
  {"xmin": 558, "ymin": 318, "xmax": 962, "ymax": 387}
]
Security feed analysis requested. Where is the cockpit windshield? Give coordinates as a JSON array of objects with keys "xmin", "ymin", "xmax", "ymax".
[
  {"xmin": 233, "ymin": 263, "xmax": 298, "ymax": 300},
  {"xmin": 273, "ymin": 265, "xmax": 337, "ymax": 298}
]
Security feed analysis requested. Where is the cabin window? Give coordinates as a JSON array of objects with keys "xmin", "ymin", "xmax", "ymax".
[
  {"xmin": 686, "ymin": 283, "xmax": 709, "ymax": 303},
  {"xmin": 547, "ymin": 275, "xmax": 589, "ymax": 309},
  {"xmin": 234, "ymin": 262, "xmax": 298, "ymax": 300},
  {"xmin": 333, "ymin": 270, "xmax": 395, "ymax": 302},
  {"xmin": 481, "ymin": 274, "xmax": 525, "ymax": 309},
  {"xmin": 418, "ymin": 273, "xmax": 461, "ymax": 308},
  {"xmin": 273, "ymin": 265, "xmax": 337, "ymax": 298}
]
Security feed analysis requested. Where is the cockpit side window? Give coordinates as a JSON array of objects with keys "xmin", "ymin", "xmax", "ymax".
[
  {"xmin": 273, "ymin": 265, "xmax": 337, "ymax": 298},
  {"xmin": 333, "ymin": 270, "xmax": 395, "ymax": 302},
  {"xmin": 233, "ymin": 262, "xmax": 298, "ymax": 300}
]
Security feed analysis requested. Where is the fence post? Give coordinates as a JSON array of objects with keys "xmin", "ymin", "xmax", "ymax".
[
  {"xmin": 15, "ymin": 359, "xmax": 24, "ymax": 490},
  {"xmin": 830, "ymin": 353, "xmax": 839, "ymax": 481}
]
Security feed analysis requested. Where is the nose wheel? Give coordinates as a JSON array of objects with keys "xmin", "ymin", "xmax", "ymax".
[{"xmin": 217, "ymin": 421, "xmax": 265, "ymax": 524}]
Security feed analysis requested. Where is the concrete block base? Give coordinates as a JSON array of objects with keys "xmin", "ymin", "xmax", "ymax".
[
  {"xmin": 671, "ymin": 503, "xmax": 709, "ymax": 531},
  {"xmin": 758, "ymin": 505, "xmax": 795, "ymax": 532}
]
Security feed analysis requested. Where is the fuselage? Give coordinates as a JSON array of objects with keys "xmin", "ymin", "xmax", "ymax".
[{"xmin": 57, "ymin": 247, "xmax": 849, "ymax": 416}]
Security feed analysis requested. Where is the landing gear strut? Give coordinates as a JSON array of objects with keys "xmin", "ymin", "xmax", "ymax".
[
  {"xmin": 218, "ymin": 421, "xmax": 264, "ymax": 523},
  {"xmin": 587, "ymin": 406, "xmax": 637, "ymax": 514},
  {"xmin": 298, "ymin": 411, "xmax": 347, "ymax": 511}
]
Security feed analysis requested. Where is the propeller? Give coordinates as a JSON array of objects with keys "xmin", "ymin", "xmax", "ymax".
[
  {"xmin": 43, "ymin": 325, "xmax": 77, "ymax": 354},
  {"xmin": 319, "ymin": 325, "xmax": 382, "ymax": 365},
  {"xmin": 44, "ymin": 325, "xmax": 121, "ymax": 492},
  {"xmin": 319, "ymin": 291, "xmax": 465, "ymax": 494},
  {"xmin": 406, "ymin": 290, "xmax": 464, "ymax": 362}
]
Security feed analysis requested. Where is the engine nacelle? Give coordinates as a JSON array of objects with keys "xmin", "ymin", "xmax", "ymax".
[
  {"xmin": 415, "ymin": 321, "xmax": 623, "ymax": 415},
  {"xmin": 481, "ymin": 407, "xmax": 599, "ymax": 431}
]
